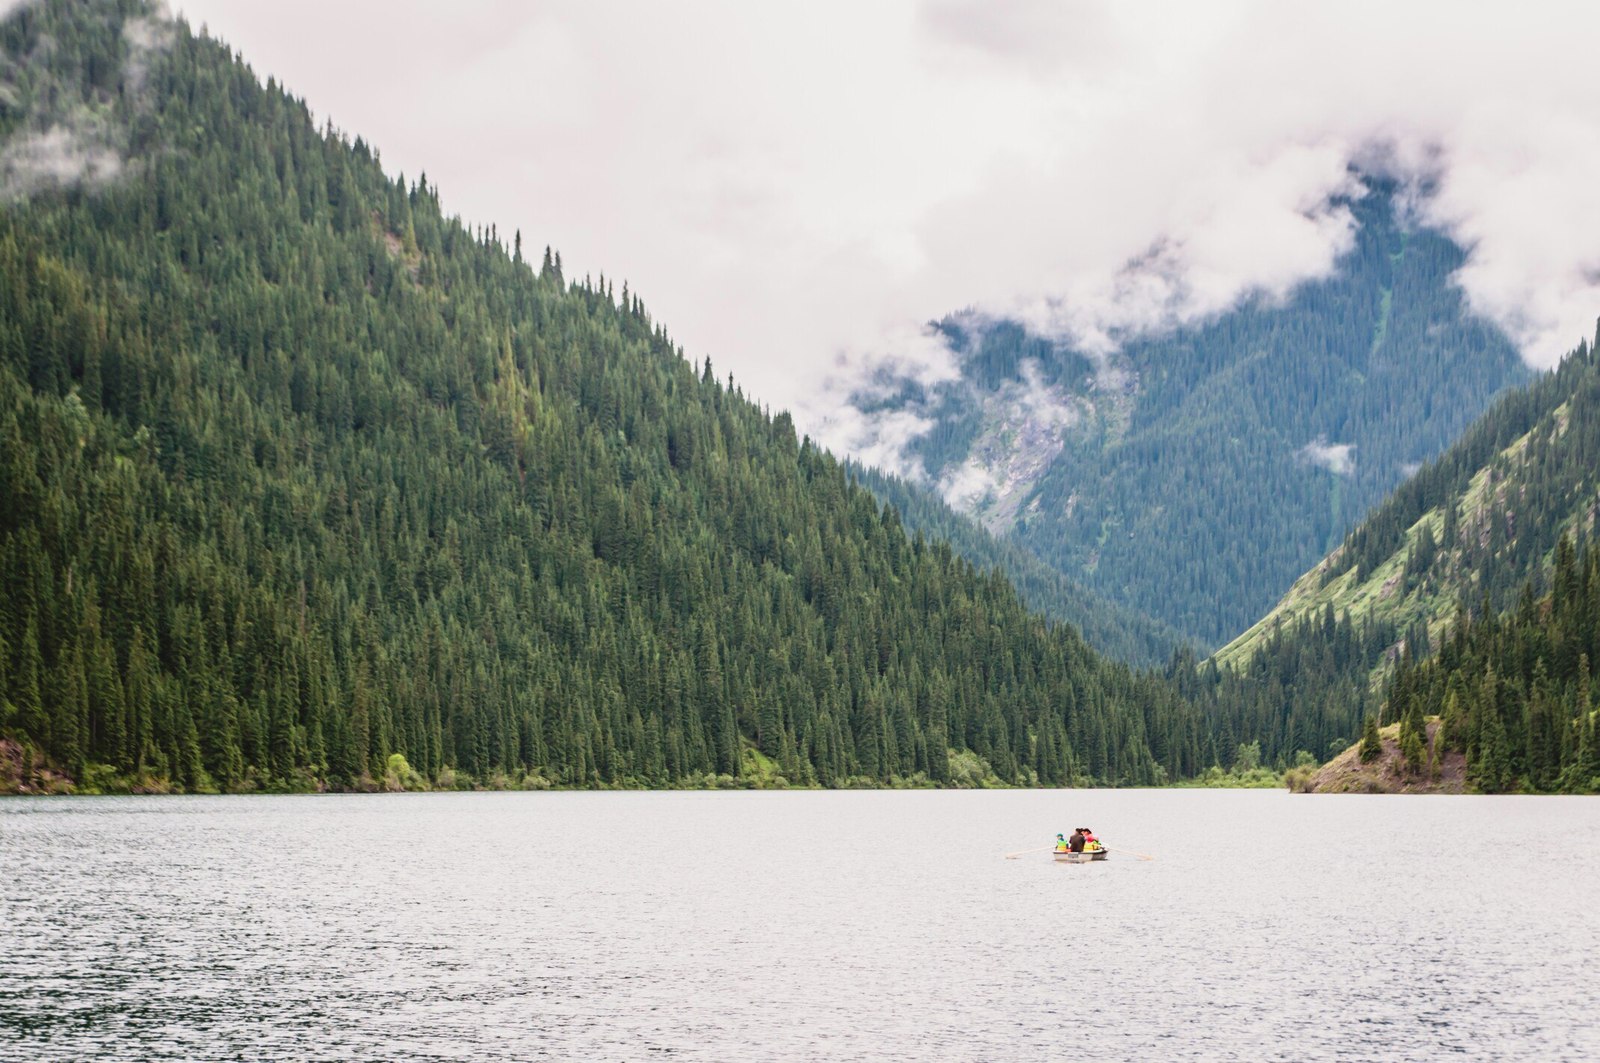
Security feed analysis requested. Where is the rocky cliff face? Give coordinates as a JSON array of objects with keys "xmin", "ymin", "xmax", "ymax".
[{"xmin": 938, "ymin": 356, "xmax": 1137, "ymax": 537}]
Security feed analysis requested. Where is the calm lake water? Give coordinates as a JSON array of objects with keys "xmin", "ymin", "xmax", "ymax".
[{"xmin": 3, "ymin": 789, "xmax": 1598, "ymax": 1062}]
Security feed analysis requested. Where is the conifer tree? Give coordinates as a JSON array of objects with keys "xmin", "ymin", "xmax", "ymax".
[{"xmin": 1359, "ymin": 715, "xmax": 1382, "ymax": 763}]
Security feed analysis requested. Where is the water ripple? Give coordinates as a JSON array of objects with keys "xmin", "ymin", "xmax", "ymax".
[{"xmin": 3, "ymin": 790, "xmax": 1599, "ymax": 1061}]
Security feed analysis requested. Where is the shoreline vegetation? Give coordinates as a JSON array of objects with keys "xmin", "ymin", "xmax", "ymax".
[
  {"xmin": 12, "ymin": 729, "xmax": 1589, "ymax": 796},
  {"xmin": 1, "ymin": 737, "xmax": 1304, "ymax": 795}
]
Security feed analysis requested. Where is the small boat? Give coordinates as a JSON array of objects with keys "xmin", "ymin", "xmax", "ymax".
[{"xmin": 1053, "ymin": 847, "xmax": 1109, "ymax": 862}]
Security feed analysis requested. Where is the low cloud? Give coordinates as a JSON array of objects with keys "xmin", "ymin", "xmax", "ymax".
[
  {"xmin": 815, "ymin": 404, "xmax": 939, "ymax": 483},
  {"xmin": 0, "ymin": 3, "xmax": 172, "ymax": 199},
  {"xmin": 939, "ymin": 458, "xmax": 998, "ymax": 510},
  {"xmin": 1297, "ymin": 439, "xmax": 1356, "ymax": 477},
  {"xmin": 0, "ymin": 122, "xmax": 122, "ymax": 199},
  {"xmin": 122, "ymin": 14, "xmax": 176, "ymax": 97},
  {"xmin": 800, "ymin": 320, "xmax": 961, "ymax": 480},
  {"xmin": 130, "ymin": 1, "xmax": 1600, "ymax": 467}
]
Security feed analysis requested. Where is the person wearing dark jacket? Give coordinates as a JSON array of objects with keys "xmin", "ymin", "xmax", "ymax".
[{"xmin": 1068, "ymin": 828, "xmax": 1086, "ymax": 853}]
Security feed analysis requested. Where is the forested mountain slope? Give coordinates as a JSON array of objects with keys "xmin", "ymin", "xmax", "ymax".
[
  {"xmin": 1375, "ymin": 532, "xmax": 1600, "ymax": 792},
  {"xmin": 849, "ymin": 185, "xmax": 1529, "ymax": 646},
  {"xmin": 848, "ymin": 462, "xmax": 1186, "ymax": 665},
  {"xmin": 1221, "ymin": 332, "xmax": 1600, "ymax": 671},
  {"xmin": 1193, "ymin": 332, "xmax": 1600, "ymax": 781},
  {"xmin": 0, "ymin": 0, "xmax": 1213, "ymax": 792}
]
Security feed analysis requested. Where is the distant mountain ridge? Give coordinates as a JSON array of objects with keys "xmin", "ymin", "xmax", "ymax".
[{"xmin": 849, "ymin": 183, "xmax": 1530, "ymax": 646}]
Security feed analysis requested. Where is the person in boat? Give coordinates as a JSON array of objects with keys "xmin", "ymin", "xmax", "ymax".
[
  {"xmin": 1080, "ymin": 827, "xmax": 1100, "ymax": 851},
  {"xmin": 1068, "ymin": 828, "xmax": 1086, "ymax": 853},
  {"xmin": 1054, "ymin": 833, "xmax": 1069, "ymax": 853}
]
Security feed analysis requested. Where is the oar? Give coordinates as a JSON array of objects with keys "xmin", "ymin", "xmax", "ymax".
[
  {"xmin": 1004, "ymin": 845, "xmax": 1055, "ymax": 860},
  {"xmin": 1103, "ymin": 847, "xmax": 1156, "ymax": 861}
]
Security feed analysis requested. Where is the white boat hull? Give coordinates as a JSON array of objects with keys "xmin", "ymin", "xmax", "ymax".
[{"xmin": 1053, "ymin": 849, "xmax": 1108, "ymax": 863}]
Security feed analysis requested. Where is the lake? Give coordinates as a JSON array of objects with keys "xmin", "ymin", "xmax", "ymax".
[{"xmin": 3, "ymin": 789, "xmax": 1597, "ymax": 1061}]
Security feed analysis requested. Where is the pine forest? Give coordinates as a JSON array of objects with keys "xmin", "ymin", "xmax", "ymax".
[{"xmin": 0, "ymin": 0, "xmax": 1214, "ymax": 793}]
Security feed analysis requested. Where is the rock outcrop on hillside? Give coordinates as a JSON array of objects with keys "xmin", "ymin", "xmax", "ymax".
[
  {"xmin": 1298, "ymin": 719, "xmax": 1468, "ymax": 794},
  {"xmin": 0, "ymin": 740, "xmax": 74, "ymax": 795}
]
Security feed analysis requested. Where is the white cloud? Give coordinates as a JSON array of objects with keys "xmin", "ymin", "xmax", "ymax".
[
  {"xmin": 146, "ymin": 1, "xmax": 1600, "ymax": 461},
  {"xmin": 939, "ymin": 458, "xmax": 998, "ymax": 511},
  {"xmin": 820, "ymin": 404, "xmax": 939, "ymax": 483},
  {"xmin": 122, "ymin": 14, "xmax": 176, "ymax": 97},
  {"xmin": 0, "ymin": 123, "xmax": 122, "ymax": 198},
  {"xmin": 1297, "ymin": 440, "xmax": 1356, "ymax": 477}
]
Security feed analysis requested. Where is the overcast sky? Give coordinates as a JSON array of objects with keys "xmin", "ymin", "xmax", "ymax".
[{"xmin": 156, "ymin": 1, "xmax": 1600, "ymax": 455}]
